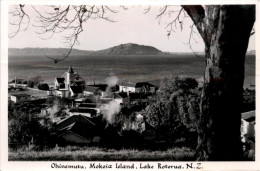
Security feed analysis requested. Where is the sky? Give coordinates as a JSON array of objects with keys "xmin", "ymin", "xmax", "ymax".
[{"xmin": 8, "ymin": 5, "xmax": 255, "ymax": 53}]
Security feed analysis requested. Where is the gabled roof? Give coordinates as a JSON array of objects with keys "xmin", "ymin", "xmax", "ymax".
[
  {"xmin": 69, "ymin": 108, "xmax": 97, "ymax": 114},
  {"xmin": 57, "ymin": 115, "xmax": 105, "ymax": 139},
  {"xmin": 78, "ymin": 103, "xmax": 98, "ymax": 108},
  {"xmin": 70, "ymin": 86, "xmax": 83, "ymax": 94},
  {"xmin": 120, "ymin": 83, "xmax": 136, "ymax": 87},
  {"xmin": 135, "ymin": 82, "xmax": 156, "ymax": 88},
  {"xmin": 57, "ymin": 115, "xmax": 98, "ymax": 139},
  {"xmin": 120, "ymin": 82, "xmax": 156, "ymax": 88},
  {"xmin": 242, "ymin": 110, "xmax": 255, "ymax": 122},
  {"xmin": 115, "ymin": 92, "xmax": 128, "ymax": 98},
  {"xmin": 11, "ymin": 94, "xmax": 31, "ymax": 97},
  {"xmin": 55, "ymin": 78, "xmax": 65, "ymax": 83},
  {"xmin": 88, "ymin": 84, "xmax": 108, "ymax": 92},
  {"xmin": 84, "ymin": 86, "xmax": 101, "ymax": 93}
]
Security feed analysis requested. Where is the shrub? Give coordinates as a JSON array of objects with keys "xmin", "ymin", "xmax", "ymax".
[{"xmin": 38, "ymin": 83, "xmax": 49, "ymax": 90}]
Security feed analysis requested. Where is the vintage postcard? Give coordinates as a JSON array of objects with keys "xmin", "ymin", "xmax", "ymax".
[{"xmin": 0, "ymin": 0, "xmax": 259, "ymax": 170}]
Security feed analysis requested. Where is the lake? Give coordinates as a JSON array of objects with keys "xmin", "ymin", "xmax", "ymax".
[{"xmin": 8, "ymin": 54, "xmax": 255, "ymax": 88}]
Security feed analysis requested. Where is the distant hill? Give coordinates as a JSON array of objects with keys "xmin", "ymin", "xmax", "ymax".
[
  {"xmin": 9, "ymin": 45, "xmax": 255, "ymax": 56},
  {"xmin": 9, "ymin": 43, "xmax": 166, "ymax": 56},
  {"xmin": 92, "ymin": 43, "xmax": 165, "ymax": 55},
  {"xmin": 8, "ymin": 48, "xmax": 93, "ymax": 56}
]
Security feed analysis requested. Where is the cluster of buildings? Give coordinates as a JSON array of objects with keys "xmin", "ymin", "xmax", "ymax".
[
  {"xmin": 49, "ymin": 66, "xmax": 158, "ymax": 144},
  {"xmin": 9, "ymin": 66, "xmax": 255, "ymax": 148},
  {"xmin": 36, "ymin": 66, "xmax": 157, "ymax": 144}
]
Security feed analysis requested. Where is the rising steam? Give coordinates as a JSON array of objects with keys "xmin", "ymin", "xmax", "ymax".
[
  {"xmin": 101, "ymin": 100, "xmax": 121, "ymax": 123},
  {"xmin": 105, "ymin": 75, "xmax": 119, "ymax": 87}
]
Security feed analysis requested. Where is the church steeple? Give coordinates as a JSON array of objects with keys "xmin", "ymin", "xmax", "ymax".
[{"xmin": 68, "ymin": 65, "xmax": 74, "ymax": 73}]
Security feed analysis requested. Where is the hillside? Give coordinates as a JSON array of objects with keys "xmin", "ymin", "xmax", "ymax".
[
  {"xmin": 8, "ymin": 45, "xmax": 255, "ymax": 56},
  {"xmin": 92, "ymin": 43, "xmax": 164, "ymax": 55},
  {"xmin": 8, "ymin": 48, "xmax": 93, "ymax": 56},
  {"xmin": 9, "ymin": 43, "xmax": 166, "ymax": 56}
]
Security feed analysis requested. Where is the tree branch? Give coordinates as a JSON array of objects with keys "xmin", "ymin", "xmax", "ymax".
[
  {"xmin": 30, "ymin": 5, "xmax": 120, "ymax": 63},
  {"xmin": 181, "ymin": 5, "xmax": 208, "ymax": 44},
  {"xmin": 9, "ymin": 4, "xmax": 30, "ymax": 38}
]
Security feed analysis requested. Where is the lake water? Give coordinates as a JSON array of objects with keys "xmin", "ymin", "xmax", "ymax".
[{"xmin": 8, "ymin": 54, "xmax": 255, "ymax": 88}]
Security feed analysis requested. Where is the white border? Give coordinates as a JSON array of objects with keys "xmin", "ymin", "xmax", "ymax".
[{"xmin": 1, "ymin": 0, "xmax": 259, "ymax": 171}]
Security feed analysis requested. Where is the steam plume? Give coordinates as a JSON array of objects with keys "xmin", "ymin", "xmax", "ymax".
[
  {"xmin": 101, "ymin": 100, "xmax": 121, "ymax": 123},
  {"xmin": 105, "ymin": 75, "xmax": 119, "ymax": 87}
]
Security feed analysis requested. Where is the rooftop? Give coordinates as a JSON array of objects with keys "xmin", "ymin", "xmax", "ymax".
[
  {"xmin": 87, "ymin": 84, "xmax": 108, "ymax": 92},
  {"xmin": 11, "ymin": 94, "xmax": 31, "ymax": 97},
  {"xmin": 70, "ymin": 86, "xmax": 83, "ymax": 94},
  {"xmin": 120, "ymin": 82, "xmax": 156, "ymax": 88},
  {"xmin": 78, "ymin": 103, "xmax": 98, "ymax": 108},
  {"xmin": 242, "ymin": 110, "xmax": 255, "ymax": 122},
  {"xmin": 84, "ymin": 85, "xmax": 101, "ymax": 93},
  {"xmin": 55, "ymin": 78, "xmax": 65, "ymax": 83},
  {"xmin": 69, "ymin": 108, "xmax": 97, "ymax": 114}
]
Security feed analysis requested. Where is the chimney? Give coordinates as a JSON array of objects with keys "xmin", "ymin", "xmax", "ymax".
[{"xmin": 14, "ymin": 77, "xmax": 17, "ymax": 87}]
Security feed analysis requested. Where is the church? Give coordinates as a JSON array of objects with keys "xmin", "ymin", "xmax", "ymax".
[{"xmin": 54, "ymin": 66, "xmax": 85, "ymax": 98}]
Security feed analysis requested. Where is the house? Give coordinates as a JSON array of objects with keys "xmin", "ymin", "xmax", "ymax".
[
  {"xmin": 114, "ymin": 92, "xmax": 151, "ymax": 106},
  {"xmin": 114, "ymin": 92, "xmax": 129, "ymax": 105},
  {"xmin": 70, "ymin": 86, "xmax": 83, "ymax": 97},
  {"xmin": 78, "ymin": 103, "xmax": 101, "ymax": 114},
  {"xmin": 55, "ymin": 89, "xmax": 70, "ymax": 98},
  {"xmin": 119, "ymin": 82, "xmax": 157, "ymax": 94},
  {"xmin": 241, "ymin": 111, "xmax": 255, "ymax": 142},
  {"xmin": 54, "ymin": 78, "xmax": 65, "ymax": 89},
  {"xmin": 56, "ymin": 115, "xmax": 103, "ymax": 144},
  {"xmin": 10, "ymin": 94, "xmax": 31, "ymax": 103},
  {"xmin": 83, "ymin": 85, "xmax": 103, "ymax": 97},
  {"xmin": 83, "ymin": 84, "xmax": 115, "ymax": 98},
  {"xmin": 69, "ymin": 108, "xmax": 97, "ymax": 117},
  {"xmin": 128, "ymin": 93, "xmax": 150, "ymax": 105},
  {"xmin": 119, "ymin": 83, "xmax": 136, "ymax": 93},
  {"xmin": 53, "ymin": 66, "xmax": 85, "ymax": 98}
]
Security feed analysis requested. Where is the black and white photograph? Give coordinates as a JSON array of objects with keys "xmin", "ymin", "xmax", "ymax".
[{"xmin": 0, "ymin": 0, "xmax": 259, "ymax": 170}]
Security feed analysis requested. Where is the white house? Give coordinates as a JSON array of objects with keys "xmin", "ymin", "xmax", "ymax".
[
  {"xmin": 83, "ymin": 84, "xmax": 112, "ymax": 98},
  {"xmin": 241, "ymin": 110, "xmax": 255, "ymax": 142},
  {"xmin": 83, "ymin": 85, "xmax": 102, "ymax": 97},
  {"xmin": 119, "ymin": 82, "xmax": 157, "ymax": 94},
  {"xmin": 10, "ymin": 94, "xmax": 31, "ymax": 103}
]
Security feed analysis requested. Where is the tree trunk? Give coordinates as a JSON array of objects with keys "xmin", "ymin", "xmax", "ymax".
[{"xmin": 183, "ymin": 5, "xmax": 255, "ymax": 160}]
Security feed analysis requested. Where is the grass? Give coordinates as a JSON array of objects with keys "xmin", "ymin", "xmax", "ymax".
[{"xmin": 9, "ymin": 146, "xmax": 195, "ymax": 161}]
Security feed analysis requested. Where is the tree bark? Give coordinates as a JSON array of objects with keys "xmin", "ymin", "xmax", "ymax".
[{"xmin": 183, "ymin": 5, "xmax": 255, "ymax": 160}]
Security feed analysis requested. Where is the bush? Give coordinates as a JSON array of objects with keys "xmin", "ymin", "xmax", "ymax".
[
  {"xmin": 28, "ymin": 81, "xmax": 34, "ymax": 88},
  {"xmin": 242, "ymin": 89, "xmax": 255, "ymax": 112},
  {"xmin": 38, "ymin": 83, "xmax": 49, "ymax": 90}
]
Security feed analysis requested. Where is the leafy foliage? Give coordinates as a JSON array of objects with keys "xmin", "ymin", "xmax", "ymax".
[
  {"xmin": 144, "ymin": 76, "xmax": 200, "ymax": 143},
  {"xmin": 8, "ymin": 100, "xmax": 54, "ymax": 146},
  {"xmin": 242, "ymin": 89, "xmax": 255, "ymax": 112},
  {"xmin": 37, "ymin": 83, "xmax": 49, "ymax": 90}
]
